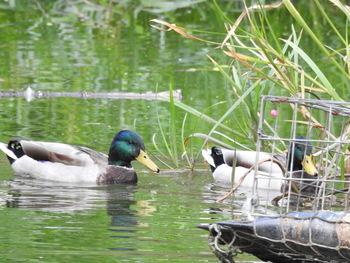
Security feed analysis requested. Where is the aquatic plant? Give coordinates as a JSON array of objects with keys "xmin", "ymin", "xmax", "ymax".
[
  {"xmin": 151, "ymin": 0, "xmax": 350, "ymax": 150},
  {"xmin": 152, "ymin": 84, "xmax": 196, "ymax": 169}
]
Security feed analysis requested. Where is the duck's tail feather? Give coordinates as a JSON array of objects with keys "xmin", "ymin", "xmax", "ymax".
[
  {"xmin": 0, "ymin": 140, "xmax": 25, "ymax": 164},
  {"xmin": 0, "ymin": 142, "xmax": 18, "ymax": 161},
  {"xmin": 201, "ymin": 148, "xmax": 215, "ymax": 167}
]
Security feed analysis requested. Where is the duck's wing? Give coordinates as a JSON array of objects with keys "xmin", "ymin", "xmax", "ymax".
[
  {"xmin": 234, "ymin": 150, "xmax": 284, "ymax": 174},
  {"xmin": 219, "ymin": 148, "xmax": 276, "ymax": 168},
  {"xmin": 203, "ymin": 147, "xmax": 285, "ymax": 174},
  {"xmin": 74, "ymin": 146, "xmax": 108, "ymax": 166},
  {"xmin": 19, "ymin": 140, "xmax": 108, "ymax": 166},
  {"xmin": 221, "ymin": 148, "xmax": 236, "ymax": 166}
]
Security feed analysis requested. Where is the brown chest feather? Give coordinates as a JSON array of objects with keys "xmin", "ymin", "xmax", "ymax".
[{"xmin": 97, "ymin": 166, "xmax": 137, "ymax": 185}]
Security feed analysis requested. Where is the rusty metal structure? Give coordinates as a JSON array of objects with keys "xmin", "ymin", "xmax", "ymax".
[
  {"xmin": 200, "ymin": 96, "xmax": 350, "ymax": 263},
  {"xmin": 254, "ymin": 96, "xmax": 350, "ymax": 214}
]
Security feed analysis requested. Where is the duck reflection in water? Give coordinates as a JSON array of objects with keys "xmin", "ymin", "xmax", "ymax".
[
  {"xmin": 2, "ymin": 177, "xmax": 156, "ymax": 230},
  {"xmin": 106, "ymin": 185, "xmax": 157, "ymax": 252},
  {"xmin": 106, "ymin": 185, "xmax": 156, "ymax": 228}
]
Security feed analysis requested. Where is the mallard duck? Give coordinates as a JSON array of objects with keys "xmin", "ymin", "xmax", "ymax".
[
  {"xmin": 202, "ymin": 137, "xmax": 318, "ymax": 191},
  {"xmin": 0, "ymin": 130, "xmax": 159, "ymax": 185}
]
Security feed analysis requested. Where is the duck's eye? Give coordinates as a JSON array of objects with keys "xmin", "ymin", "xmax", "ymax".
[{"xmin": 214, "ymin": 149, "xmax": 222, "ymax": 155}]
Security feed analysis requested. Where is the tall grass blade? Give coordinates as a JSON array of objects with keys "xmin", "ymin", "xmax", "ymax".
[
  {"xmin": 282, "ymin": 39, "xmax": 342, "ymax": 101},
  {"xmin": 201, "ymin": 79, "xmax": 261, "ymax": 150},
  {"xmin": 187, "ymin": 133, "xmax": 235, "ymax": 149},
  {"xmin": 181, "ymin": 113, "xmax": 192, "ymax": 168},
  {"xmin": 315, "ymin": 1, "xmax": 347, "ymax": 45},
  {"xmin": 169, "ymin": 84, "xmax": 178, "ymax": 167},
  {"xmin": 212, "ymin": 0, "xmax": 234, "ymax": 24},
  {"xmin": 151, "ymin": 134, "xmax": 174, "ymax": 169},
  {"xmin": 221, "ymin": 1, "xmax": 283, "ymax": 47},
  {"xmin": 283, "ymin": 0, "xmax": 349, "ymax": 77},
  {"xmin": 150, "ymin": 19, "xmax": 220, "ymax": 45},
  {"xmin": 328, "ymin": 0, "xmax": 350, "ymax": 20},
  {"xmin": 173, "ymin": 100, "xmax": 245, "ymax": 138},
  {"xmin": 212, "ymin": 131, "xmax": 253, "ymax": 150}
]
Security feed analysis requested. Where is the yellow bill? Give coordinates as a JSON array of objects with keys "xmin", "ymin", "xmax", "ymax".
[
  {"xmin": 302, "ymin": 155, "xmax": 318, "ymax": 176},
  {"xmin": 136, "ymin": 150, "xmax": 160, "ymax": 173}
]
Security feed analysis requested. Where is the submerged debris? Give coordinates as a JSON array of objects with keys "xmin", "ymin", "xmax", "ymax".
[{"xmin": 0, "ymin": 87, "xmax": 182, "ymax": 102}]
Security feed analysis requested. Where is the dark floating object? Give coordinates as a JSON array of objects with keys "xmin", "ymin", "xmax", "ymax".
[{"xmin": 198, "ymin": 211, "xmax": 350, "ymax": 263}]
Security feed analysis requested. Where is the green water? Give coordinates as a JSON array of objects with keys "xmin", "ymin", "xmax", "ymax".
[
  {"xmin": 0, "ymin": 1, "xmax": 345, "ymax": 262},
  {"xmin": 0, "ymin": 1, "xmax": 253, "ymax": 262}
]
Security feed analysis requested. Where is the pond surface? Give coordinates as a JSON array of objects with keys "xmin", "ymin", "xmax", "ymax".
[
  {"xmin": 0, "ymin": 1, "xmax": 343, "ymax": 262},
  {"xmin": 0, "ymin": 1, "xmax": 261, "ymax": 262},
  {"xmin": 0, "ymin": 162, "xmax": 238, "ymax": 263}
]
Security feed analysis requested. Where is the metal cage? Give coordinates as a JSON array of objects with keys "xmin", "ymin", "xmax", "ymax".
[
  {"xmin": 247, "ymin": 95, "xmax": 350, "ymax": 215},
  {"xmin": 201, "ymin": 96, "xmax": 350, "ymax": 263}
]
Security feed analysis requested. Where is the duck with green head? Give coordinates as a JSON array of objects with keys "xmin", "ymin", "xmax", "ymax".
[
  {"xmin": 283, "ymin": 136, "xmax": 319, "ymax": 194},
  {"xmin": 286, "ymin": 136, "xmax": 318, "ymax": 175},
  {"xmin": 202, "ymin": 136, "xmax": 318, "ymax": 192},
  {"xmin": 0, "ymin": 130, "xmax": 159, "ymax": 185}
]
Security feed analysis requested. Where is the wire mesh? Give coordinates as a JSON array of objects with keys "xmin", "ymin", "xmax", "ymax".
[
  {"xmin": 247, "ymin": 95, "xmax": 350, "ymax": 216},
  {"xmin": 204, "ymin": 211, "xmax": 350, "ymax": 263},
  {"xmin": 202, "ymin": 96, "xmax": 350, "ymax": 263}
]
